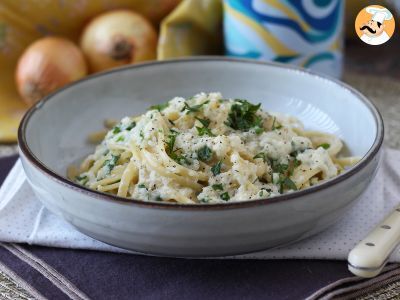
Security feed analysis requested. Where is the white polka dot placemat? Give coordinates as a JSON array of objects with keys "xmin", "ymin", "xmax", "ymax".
[{"xmin": 1, "ymin": 148, "xmax": 399, "ymax": 261}]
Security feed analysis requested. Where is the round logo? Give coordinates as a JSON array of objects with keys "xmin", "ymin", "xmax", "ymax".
[{"xmin": 355, "ymin": 5, "xmax": 395, "ymax": 46}]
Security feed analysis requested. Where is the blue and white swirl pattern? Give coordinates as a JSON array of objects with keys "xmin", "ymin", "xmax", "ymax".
[{"xmin": 223, "ymin": 0, "xmax": 344, "ymax": 77}]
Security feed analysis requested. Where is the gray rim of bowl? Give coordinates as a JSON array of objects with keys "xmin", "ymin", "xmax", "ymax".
[{"xmin": 18, "ymin": 57, "xmax": 384, "ymax": 211}]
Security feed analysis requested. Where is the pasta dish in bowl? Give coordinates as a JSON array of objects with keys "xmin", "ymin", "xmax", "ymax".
[
  {"xmin": 18, "ymin": 58, "xmax": 383, "ymax": 256},
  {"xmin": 71, "ymin": 92, "xmax": 358, "ymax": 204}
]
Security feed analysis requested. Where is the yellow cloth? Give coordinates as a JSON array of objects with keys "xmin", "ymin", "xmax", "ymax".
[
  {"xmin": 0, "ymin": 0, "xmax": 179, "ymax": 142},
  {"xmin": 158, "ymin": 0, "xmax": 222, "ymax": 59}
]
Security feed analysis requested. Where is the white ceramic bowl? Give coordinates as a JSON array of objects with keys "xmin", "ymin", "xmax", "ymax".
[{"xmin": 18, "ymin": 58, "xmax": 384, "ymax": 257}]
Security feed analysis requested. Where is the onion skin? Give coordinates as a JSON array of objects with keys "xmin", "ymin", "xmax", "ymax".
[
  {"xmin": 16, "ymin": 37, "xmax": 88, "ymax": 106},
  {"xmin": 80, "ymin": 10, "xmax": 158, "ymax": 73}
]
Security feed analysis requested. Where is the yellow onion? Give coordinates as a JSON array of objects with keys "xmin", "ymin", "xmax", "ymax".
[
  {"xmin": 80, "ymin": 10, "xmax": 158, "ymax": 73},
  {"xmin": 16, "ymin": 37, "xmax": 88, "ymax": 106}
]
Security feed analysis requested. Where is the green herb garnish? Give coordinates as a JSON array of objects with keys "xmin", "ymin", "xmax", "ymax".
[
  {"xmin": 211, "ymin": 161, "xmax": 222, "ymax": 176},
  {"xmin": 254, "ymin": 126, "xmax": 264, "ymax": 134},
  {"xmin": 281, "ymin": 177, "xmax": 297, "ymax": 191},
  {"xmin": 149, "ymin": 102, "xmax": 169, "ymax": 112},
  {"xmin": 125, "ymin": 121, "xmax": 136, "ymax": 131},
  {"xmin": 75, "ymin": 175, "xmax": 89, "ymax": 185},
  {"xmin": 165, "ymin": 131, "xmax": 191, "ymax": 165},
  {"xmin": 138, "ymin": 184, "xmax": 147, "ymax": 189},
  {"xmin": 318, "ymin": 143, "xmax": 330, "ymax": 150},
  {"xmin": 116, "ymin": 136, "xmax": 125, "ymax": 142},
  {"xmin": 212, "ymin": 183, "xmax": 223, "ymax": 191},
  {"xmin": 271, "ymin": 117, "xmax": 282, "ymax": 130},
  {"xmin": 271, "ymin": 160, "xmax": 288, "ymax": 174},
  {"xmin": 276, "ymin": 175, "xmax": 298, "ymax": 193},
  {"xmin": 270, "ymin": 156, "xmax": 301, "ymax": 177},
  {"xmin": 220, "ymin": 192, "xmax": 230, "ymax": 201},
  {"xmin": 197, "ymin": 145, "xmax": 213, "ymax": 162},
  {"xmin": 287, "ymin": 158, "xmax": 301, "ymax": 176},
  {"xmin": 196, "ymin": 117, "xmax": 210, "ymax": 127},
  {"xmin": 103, "ymin": 154, "xmax": 120, "ymax": 175},
  {"xmin": 196, "ymin": 126, "xmax": 214, "ymax": 136},
  {"xmin": 225, "ymin": 99, "xmax": 263, "ymax": 133},
  {"xmin": 112, "ymin": 126, "xmax": 121, "ymax": 134},
  {"xmin": 175, "ymin": 155, "xmax": 191, "ymax": 165},
  {"xmin": 253, "ymin": 152, "xmax": 267, "ymax": 162},
  {"xmin": 166, "ymin": 131, "xmax": 178, "ymax": 157},
  {"xmin": 195, "ymin": 117, "xmax": 215, "ymax": 137},
  {"xmin": 112, "ymin": 121, "xmax": 136, "ymax": 134},
  {"xmin": 181, "ymin": 100, "xmax": 209, "ymax": 114},
  {"xmin": 270, "ymin": 157, "xmax": 301, "ymax": 190}
]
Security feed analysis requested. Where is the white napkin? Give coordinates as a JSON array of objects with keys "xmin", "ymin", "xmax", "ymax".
[{"xmin": 1, "ymin": 149, "xmax": 400, "ymax": 261}]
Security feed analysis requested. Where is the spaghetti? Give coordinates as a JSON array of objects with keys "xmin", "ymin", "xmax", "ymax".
[{"xmin": 71, "ymin": 93, "xmax": 357, "ymax": 204}]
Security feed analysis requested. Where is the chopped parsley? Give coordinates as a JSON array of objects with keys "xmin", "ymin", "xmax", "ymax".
[
  {"xmin": 225, "ymin": 99, "xmax": 263, "ymax": 133},
  {"xmin": 116, "ymin": 136, "xmax": 124, "ymax": 142},
  {"xmin": 112, "ymin": 126, "xmax": 121, "ymax": 134},
  {"xmin": 271, "ymin": 157, "xmax": 301, "ymax": 177},
  {"xmin": 197, "ymin": 145, "xmax": 213, "ymax": 162},
  {"xmin": 149, "ymin": 102, "xmax": 169, "ymax": 111},
  {"xmin": 155, "ymin": 195, "xmax": 163, "ymax": 201},
  {"xmin": 287, "ymin": 158, "xmax": 301, "ymax": 176},
  {"xmin": 138, "ymin": 183, "xmax": 147, "ymax": 189},
  {"xmin": 112, "ymin": 121, "xmax": 136, "ymax": 134},
  {"xmin": 271, "ymin": 117, "xmax": 282, "ymax": 130},
  {"xmin": 290, "ymin": 149, "xmax": 298, "ymax": 157},
  {"xmin": 279, "ymin": 176, "xmax": 297, "ymax": 193},
  {"xmin": 220, "ymin": 192, "xmax": 230, "ymax": 201},
  {"xmin": 211, "ymin": 161, "xmax": 222, "ymax": 176},
  {"xmin": 139, "ymin": 130, "xmax": 144, "ymax": 140},
  {"xmin": 103, "ymin": 154, "xmax": 120, "ymax": 175},
  {"xmin": 165, "ymin": 131, "xmax": 191, "ymax": 165},
  {"xmin": 269, "ymin": 157, "xmax": 300, "ymax": 192},
  {"xmin": 75, "ymin": 175, "xmax": 89, "ymax": 185},
  {"xmin": 212, "ymin": 183, "xmax": 223, "ymax": 191},
  {"xmin": 318, "ymin": 143, "xmax": 330, "ymax": 150},
  {"xmin": 195, "ymin": 117, "xmax": 215, "ymax": 137},
  {"xmin": 199, "ymin": 198, "xmax": 210, "ymax": 203},
  {"xmin": 181, "ymin": 100, "xmax": 209, "ymax": 114},
  {"xmin": 165, "ymin": 130, "xmax": 178, "ymax": 157},
  {"xmin": 254, "ymin": 126, "xmax": 264, "ymax": 134},
  {"xmin": 253, "ymin": 152, "xmax": 267, "ymax": 162},
  {"xmin": 196, "ymin": 117, "xmax": 210, "ymax": 127},
  {"xmin": 271, "ymin": 160, "xmax": 288, "ymax": 174},
  {"xmin": 175, "ymin": 155, "xmax": 191, "ymax": 165},
  {"xmin": 125, "ymin": 121, "xmax": 136, "ymax": 131},
  {"xmin": 196, "ymin": 126, "xmax": 214, "ymax": 136}
]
